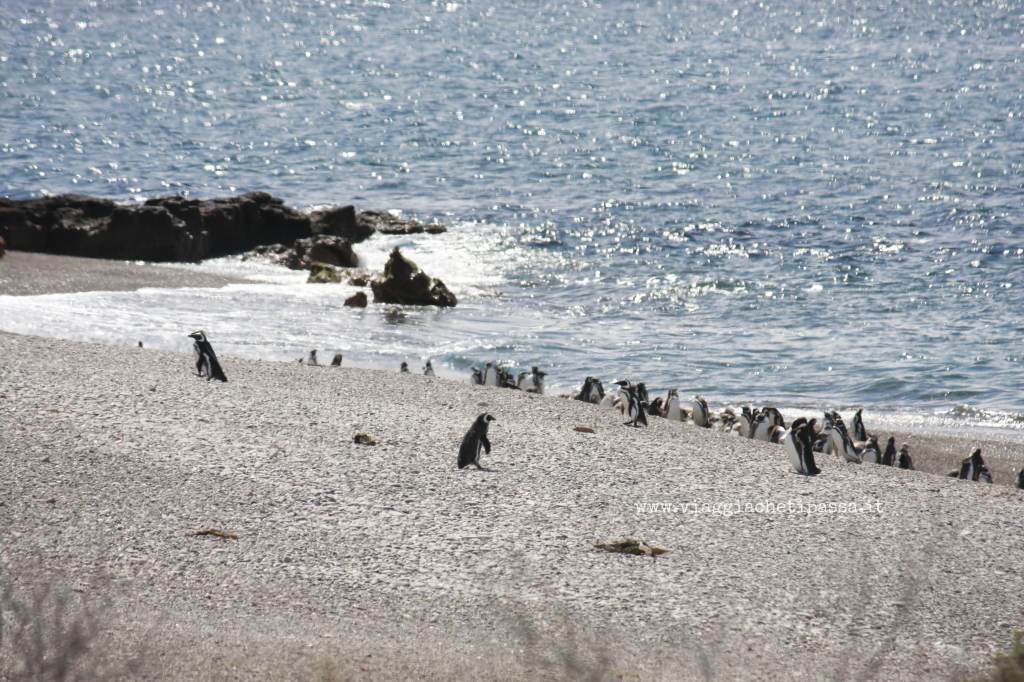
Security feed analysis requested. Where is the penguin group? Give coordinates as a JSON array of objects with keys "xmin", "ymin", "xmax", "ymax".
[
  {"xmin": 297, "ymin": 349, "xmax": 345, "ymax": 367},
  {"xmin": 470, "ymin": 362, "xmax": 546, "ymax": 394}
]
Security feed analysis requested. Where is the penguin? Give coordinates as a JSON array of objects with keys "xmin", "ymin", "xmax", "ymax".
[
  {"xmin": 978, "ymin": 466, "xmax": 993, "ymax": 484},
  {"xmin": 735, "ymin": 406, "xmax": 754, "ymax": 438},
  {"xmin": 635, "ymin": 383, "xmax": 651, "ymax": 406},
  {"xmin": 896, "ymin": 444, "xmax": 913, "ymax": 470},
  {"xmin": 763, "ymin": 407, "xmax": 785, "ymax": 429},
  {"xmin": 400, "ymin": 361, "xmax": 410, "ymax": 373},
  {"xmin": 470, "ymin": 367, "xmax": 483, "ymax": 385},
  {"xmin": 958, "ymin": 448, "xmax": 985, "ymax": 481},
  {"xmin": 187, "ymin": 330, "xmax": 227, "ymax": 382},
  {"xmin": 753, "ymin": 413, "xmax": 772, "ymax": 442},
  {"xmin": 517, "ymin": 366, "xmax": 546, "ymax": 394},
  {"xmin": 881, "ymin": 436, "xmax": 896, "ymax": 466},
  {"xmin": 331, "ymin": 353, "xmax": 343, "ymax": 367},
  {"xmin": 499, "ymin": 368, "xmax": 519, "ymax": 389},
  {"xmin": 692, "ymin": 395, "xmax": 710, "ymax": 428},
  {"xmin": 826, "ymin": 421, "xmax": 861, "ymax": 464},
  {"xmin": 784, "ymin": 418, "xmax": 819, "ymax": 475},
  {"xmin": 138, "ymin": 341, "xmax": 143, "ymax": 349},
  {"xmin": 424, "ymin": 360, "xmax": 435, "ymax": 377},
  {"xmin": 575, "ymin": 377, "xmax": 604, "ymax": 404},
  {"xmin": 615, "ymin": 381, "xmax": 648, "ymax": 427},
  {"xmin": 1017, "ymin": 469, "xmax": 1024, "ymax": 490},
  {"xmin": 306, "ymin": 350, "xmax": 319, "ymax": 366},
  {"xmin": 647, "ymin": 397, "xmax": 664, "ymax": 417},
  {"xmin": 483, "ymin": 362, "xmax": 499, "ymax": 387},
  {"xmin": 663, "ymin": 389, "xmax": 685, "ymax": 421},
  {"xmin": 852, "ymin": 408, "xmax": 867, "ymax": 442},
  {"xmin": 458, "ymin": 413, "xmax": 495, "ymax": 470},
  {"xmin": 860, "ymin": 436, "xmax": 881, "ymax": 465}
]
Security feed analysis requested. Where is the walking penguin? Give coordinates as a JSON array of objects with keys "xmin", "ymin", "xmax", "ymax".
[
  {"xmin": 458, "ymin": 413, "xmax": 495, "ymax": 470},
  {"xmin": 188, "ymin": 330, "xmax": 227, "ymax": 382}
]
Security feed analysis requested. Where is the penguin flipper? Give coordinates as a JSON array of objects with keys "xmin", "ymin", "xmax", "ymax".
[{"xmin": 481, "ymin": 436, "xmax": 491, "ymax": 455}]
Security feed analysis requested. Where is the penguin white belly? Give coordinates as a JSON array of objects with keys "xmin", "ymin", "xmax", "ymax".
[
  {"xmin": 665, "ymin": 399, "xmax": 682, "ymax": 421},
  {"xmin": 784, "ymin": 431, "xmax": 805, "ymax": 474}
]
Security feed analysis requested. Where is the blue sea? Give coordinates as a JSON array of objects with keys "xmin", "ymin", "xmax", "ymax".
[{"xmin": 1, "ymin": 0, "xmax": 1022, "ymax": 430}]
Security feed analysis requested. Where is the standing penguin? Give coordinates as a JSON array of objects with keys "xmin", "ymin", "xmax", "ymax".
[
  {"xmin": 400, "ymin": 361, "xmax": 410, "ymax": 373},
  {"xmin": 331, "ymin": 353, "xmax": 343, "ymax": 366},
  {"xmin": 663, "ymin": 389, "xmax": 684, "ymax": 421},
  {"xmin": 517, "ymin": 366, "xmax": 546, "ymax": 394},
  {"xmin": 483, "ymin": 362, "xmax": 500, "ymax": 387},
  {"xmin": 470, "ymin": 367, "xmax": 483, "ymax": 385},
  {"xmin": 458, "ymin": 413, "xmax": 495, "ymax": 470},
  {"xmin": 575, "ymin": 377, "xmax": 604, "ymax": 404},
  {"xmin": 1015, "ymin": 469, "xmax": 1024, "ymax": 489},
  {"xmin": 852, "ymin": 408, "xmax": 868, "ymax": 442},
  {"xmin": 896, "ymin": 444, "xmax": 913, "ymax": 470},
  {"xmin": 881, "ymin": 436, "xmax": 897, "ymax": 466},
  {"xmin": 615, "ymin": 381, "xmax": 648, "ymax": 427},
  {"xmin": 958, "ymin": 448, "xmax": 985, "ymax": 481},
  {"xmin": 860, "ymin": 436, "xmax": 881, "ymax": 464},
  {"xmin": 424, "ymin": 360, "xmax": 436, "ymax": 377},
  {"xmin": 188, "ymin": 330, "xmax": 227, "ymax": 382},
  {"xmin": 692, "ymin": 395, "xmax": 710, "ymax": 428},
  {"xmin": 307, "ymin": 350, "xmax": 319, "ymax": 366},
  {"xmin": 784, "ymin": 418, "xmax": 819, "ymax": 476}
]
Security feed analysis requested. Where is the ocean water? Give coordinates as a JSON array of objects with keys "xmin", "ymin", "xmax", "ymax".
[{"xmin": 1, "ymin": 0, "xmax": 1022, "ymax": 429}]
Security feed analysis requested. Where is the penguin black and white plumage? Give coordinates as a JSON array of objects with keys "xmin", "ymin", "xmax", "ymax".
[
  {"xmin": 470, "ymin": 367, "xmax": 483, "ymax": 385},
  {"xmin": 458, "ymin": 413, "xmax": 495, "ymax": 470},
  {"xmin": 978, "ymin": 466, "xmax": 993, "ymax": 484},
  {"xmin": 692, "ymin": 395, "xmax": 710, "ymax": 428},
  {"xmin": 881, "ymin": 436, "xmax": 896, "ymax": 466},
  {"xmin": 1016, "ymin": 469, "xmax": 1024, "ymax": 490},
  {"xmin": 483, "ymin": 362, "xmax": 499, "ymax": 387},
  {"xmin": 826, "ymin": 418, "xmax": 861, "ymax": 464},
  {"xmin": 307, "ymin": 350, "xmax": 319, "ymax": 366},
  {"xmin": 785, "ymin": 418, "xmax": 819, "ymax": 476},
  {"xmin": 575, "ymin": 377, "xmax": 605, "ymax": 404},
  {"xmin": 424, "ymin": 360, "xmax": 435, "ymax": 377},
  {"xmin": 958, "ymin": 448, "xmax": 985, "ymax": 481},
  {"xmin": 646, "ymin": 397, "xmax": 664, "ymax": 416},
  {"xmin": 852, "ymin": 408, "xmax": 867, "ymax": 442},
  {"xmin": 896, "ymin": 444, "xmax": 913, "ymax": 470},
  {"xmin": 663, "ymin": 389, "xmax": 685, "ymax": 421},
  {"xmin": 762, "ymin": 407, "xmax": 785, "ymax": 430},
  {"xmin": 331, "ymin": 353, "xmax": 343, "ymax": 367},
  {"xmin": 616, "ymin": 381, "xmax": 648, "ymax": 427},
  {"xmin": 517, "ymin": 366, "xmax": 546, "ymax": 394},
  {"xmin": 400, "ymin": 361, "xmax": 410, "ymax": 373},
  {"xmin": 735, "ymin": 406, "xmax": 754, "ymax": 438},
  {"xmin": 188, "ymin": 330, "xmax": 227, "ymax": 382},
  {"xmin": 860, "ymin": 436, "xmax": 881, "ymax": 465}
]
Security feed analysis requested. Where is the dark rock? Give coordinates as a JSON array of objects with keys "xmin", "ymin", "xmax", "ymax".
[
  {"xmin": 311, "ymin": 205, "xmax": 374, "ymax": 243},
  {"xmin": 346, "ymin": 272, "xmax": 371, "ymax": 287},
  {"xmin": 370, "ymin": 248, "xmax": 457, "ymax": 307},
  {"xmin": 245, "ymin": 235, "xmax": 358, "ymax": 271},
  {"xmin": 344, "ymin": 291, "xmax": 368, "ymax": 308},
  {"xmin": 307, "ymin": 262, "xmax": 342, "ymax": 284},
  {"xmin": 356, "ymin": 210, "xmax": 446, "ymax": 235}
]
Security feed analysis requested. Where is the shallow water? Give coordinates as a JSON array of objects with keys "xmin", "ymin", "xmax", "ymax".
[{"xmin": 1, "ymin": 1, "xmax": 1022, "ymax": 428}]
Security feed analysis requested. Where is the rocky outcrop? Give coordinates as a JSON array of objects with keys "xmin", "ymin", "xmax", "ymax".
[
  {"xmin": 310, "ymin": 205, "xmax": 374, "ymax": 243},
  {"xmin": 356, "ymin": 210, "xmax": 446, "ymax": 236},
  {"xmin": 0, "ymin": 192, "xmax": 311, "ymax": 262},
  {"xmin": 0, "ymin": 193, "xmax": 447, "ymax": 263},
  {"xmin": 370, "ymin": 248, "xmax": 457, "ymax": 307},
  {"xmin": 343, "ymin": 291, "xmax": 368, "ymax": 308},
  {"xmin": 246, "ymin": 235, "xmax": 358, "ymax": 271}
]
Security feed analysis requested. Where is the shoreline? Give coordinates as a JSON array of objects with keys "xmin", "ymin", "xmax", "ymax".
[{"xmin": 2, "ymin": 329, "xmax": 1023, "ymax": 680}]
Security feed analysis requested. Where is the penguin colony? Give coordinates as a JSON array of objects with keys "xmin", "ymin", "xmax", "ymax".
[{"xmin": 183, "ymin": 332, "xmax": 1022, "ymax": 486}]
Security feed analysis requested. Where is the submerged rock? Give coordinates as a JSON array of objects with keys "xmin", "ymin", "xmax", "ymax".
[
  {"xmin": 370, "ymin": 248, "xmax": 457, "ymax": 307},
  {"xmin": 344, "ymin": 291, "xmax": 368, "ymax": 308},
  {"xmin": 246, "ymin": 235, "xmax": 358, "ymax": 271},
  {"xmin": 307, "ymin": 262, "xmax": 343, "ymax": 284}
]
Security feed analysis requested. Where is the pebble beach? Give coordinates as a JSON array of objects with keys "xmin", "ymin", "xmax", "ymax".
[{"xmin": 1, "ymin": 257, "xmax": 1023, "ymax": 680}]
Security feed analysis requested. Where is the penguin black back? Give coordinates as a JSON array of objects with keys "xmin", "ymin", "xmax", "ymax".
[
  {"xmin": 188, "ymin": 330, "xmax": 227, "ymax": 382},
  {"xmin": 458, "ymin": 413, "xmax": 495, "ymax": 469}
]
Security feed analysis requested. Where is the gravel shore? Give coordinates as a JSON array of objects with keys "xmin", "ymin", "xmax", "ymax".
[
  {"xmin": 2, "ymin": 329, "xmax": 1022, "ymax": 681},
  {"xmin": 0, "ymin": 251, "xmax": 242, "ymax": 295}
]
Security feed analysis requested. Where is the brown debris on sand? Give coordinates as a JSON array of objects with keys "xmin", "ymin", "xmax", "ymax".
[
  {"xmin": 593, "ymin": 539, "xmax": 667, "ymax": 557},
  {"xmin": 193, "ymin": 529, "xmax": 239, "ymax": 540}
]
